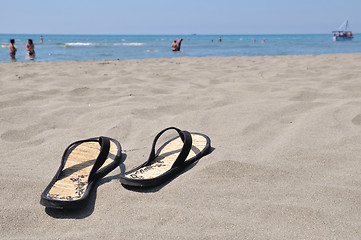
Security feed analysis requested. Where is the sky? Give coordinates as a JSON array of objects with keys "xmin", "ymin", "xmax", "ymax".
[{"xmin": 1, "ymin": 0, "xmax": 360, "ymax": 35}]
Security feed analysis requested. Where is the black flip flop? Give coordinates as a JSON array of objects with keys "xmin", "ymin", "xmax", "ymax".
[
  {"xmin": 120, "ymin": 127, "xmax": 211, "ymax": 188},
  {"xmin": 40, "ymin": 136, "xmax": 122, "ymax": 209}
]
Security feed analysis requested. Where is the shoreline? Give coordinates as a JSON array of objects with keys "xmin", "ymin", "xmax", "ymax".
[{"xmin": 1, "ymin": 52, "xmax": 360, "ymax": 64}]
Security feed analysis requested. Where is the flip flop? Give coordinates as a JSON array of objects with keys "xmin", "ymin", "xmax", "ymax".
[
  {"xmin": 40, "ymin": 136, "xmax": 122, "ymax": 209},
  {"xmin": 120, "ymin": 127, "xmax": 211, "ymax": 188}
]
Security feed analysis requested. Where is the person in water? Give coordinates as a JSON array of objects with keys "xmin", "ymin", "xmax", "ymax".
[
  {"xmin": 172, "ymin": 40, "xmax": 177, "ymax": 52},
  {"xmin": 176, "ymin": 38, "xmax": 183, "ymax": 51},
  {"xmin": 218, "ymin": 36, "xmax": 222, "ymax": 42},
  {"xmin": 40, "ymin": 35, "xmax": 43, "ymax": 43},
  {"xmin": 26, "ymin": 39, "xmax": 35, "ymax": 59},
  {"xmin": 9, "ymin": 39, "xmax": 17, "ymax": 61}
]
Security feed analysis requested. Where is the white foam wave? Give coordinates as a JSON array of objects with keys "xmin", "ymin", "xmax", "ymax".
[
  {"xmin": 64, "ymin": 42, "xmax": 144, "ymax": 47},
  {"xmin": 122, "ymin": 43, "xmax": 144, "ymax": 46},
  {"xmin": 65, "ymin": 42, "xmax": 93, "ymax": 46}
]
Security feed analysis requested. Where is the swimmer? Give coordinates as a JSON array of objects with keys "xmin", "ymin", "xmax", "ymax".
[
  {"xmin": 176, "ymin": 38, "xmax": 183, "ymax": 51},
  {"xmin": 218, "ymin": 36, "xmax": 222, "ymax": 42},
  {"xmin": 171, "ymin": 40, "xmax": 177, "ymax": 52},
  {"xmin": 26, "ymin": 39, "xmax": 35, "ymax": 59},
  {"xmin": 9, "ymin": 39, "xmax": 17, "ymax": 61},
  {"xmin": 40, "ymin": 35, "xmax": 43, "ymax": 43}
]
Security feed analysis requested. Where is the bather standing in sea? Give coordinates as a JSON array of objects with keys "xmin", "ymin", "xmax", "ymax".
[
  {"xmin": 26, "ymin": 39, "xmax": 35, "ymax": 59},
  {"xmin": 176, "ymin": 38, "xmax": 183, "ymax": 51},
  {"xmin": 172, "ymin": 40, "xmax": 177, "ymax": 52},
  {"xmin": 9, "ymin": 39, "xmax": 17, "ymax": 61}
]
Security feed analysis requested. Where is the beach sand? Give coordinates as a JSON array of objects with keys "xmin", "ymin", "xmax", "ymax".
[{"xmin": 1, "ymin": 54, "xmax": 361, "ymax": 239}]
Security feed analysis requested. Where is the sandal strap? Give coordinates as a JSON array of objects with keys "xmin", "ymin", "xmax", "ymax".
[
  {"xmin": 88, "ymin": 136, "xmax": 110, "ymax": 182},
  {"xmin": 145, "ymin": 127, "xmax": 192, "ymax": 168},
  {"xmin": 58, "ymin": 136, "xmax": 111, "ymax": 183}
]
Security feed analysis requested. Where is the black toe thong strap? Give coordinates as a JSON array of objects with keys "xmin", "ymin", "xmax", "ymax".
[
  {"xmin": 88, "ymin": 136, "xmax": 110, "ymax": 182},
  {"xmin": 144, "ymin": 127, "xmax": 192, "ymax": 168},
  {"xmin": 58, "ymin": 136, "xmax": 111, "ymax": 183}
]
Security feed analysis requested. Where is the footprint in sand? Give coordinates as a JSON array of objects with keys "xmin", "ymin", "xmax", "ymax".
[
  {"xmin": 1, "ymin": 124, "xmax": 51, "ymax": 142},
  {"xmin": 290, "ymin": 91, "xmax": 319, "ymax": 102},
  {"xmin": 69, "ymin": 87, "xmax": 93, "ymax": 96},
  {"xmin": 351, "ymin": 114, "xmax": 361, "ymax": 125}
]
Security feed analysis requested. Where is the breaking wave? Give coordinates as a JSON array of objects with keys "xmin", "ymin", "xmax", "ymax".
[{"xmin": 64, "ymin": 42, "xmax": 144, "ymax": 47}]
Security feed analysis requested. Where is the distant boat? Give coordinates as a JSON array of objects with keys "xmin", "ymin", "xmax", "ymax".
[{"xmin": 332, "ymin": 19, "xmax": 353, "ymax": 41}]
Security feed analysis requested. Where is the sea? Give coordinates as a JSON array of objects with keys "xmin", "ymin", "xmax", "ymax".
[{"xmin": 0, "ymin": 34, "xmax": 360, "ymax": 62}]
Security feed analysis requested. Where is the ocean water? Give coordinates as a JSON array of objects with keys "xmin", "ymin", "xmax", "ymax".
[{"xmin": 0, "ymin": 34, "xmax": 360, "ymax": 62}]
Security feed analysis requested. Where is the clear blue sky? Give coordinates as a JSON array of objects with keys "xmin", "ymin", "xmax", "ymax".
[{"xmin": 1, "ymin": 0, "xmax": 360, "ymax": 34}]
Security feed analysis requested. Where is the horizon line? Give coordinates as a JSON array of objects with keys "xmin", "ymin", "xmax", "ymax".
[{"xmin": 1, "ymin": 32, "xmax": 359, "ymax": 36}]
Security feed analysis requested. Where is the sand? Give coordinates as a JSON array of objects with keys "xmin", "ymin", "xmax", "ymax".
[{"xmin": 1, "ymin": 54, "xmax": 361, "ymax": 239}]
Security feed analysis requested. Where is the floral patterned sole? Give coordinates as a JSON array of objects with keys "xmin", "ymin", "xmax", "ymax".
[
  {"xmin": 40, "ymin": 137, "xmax": 122, "ymax": 209},
  {"xmin": 120, "ymin": 129, "xmax": 211, "ymax": 188}
]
